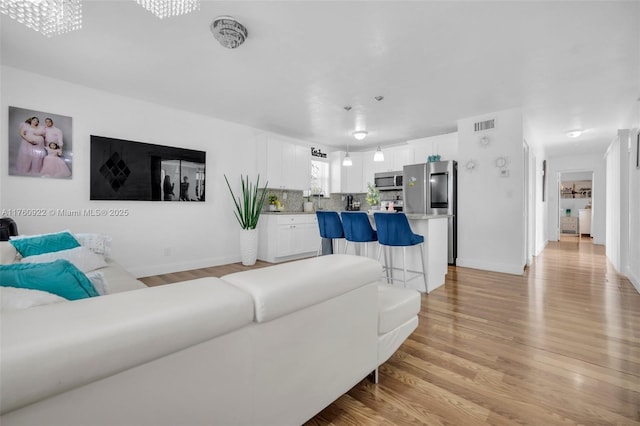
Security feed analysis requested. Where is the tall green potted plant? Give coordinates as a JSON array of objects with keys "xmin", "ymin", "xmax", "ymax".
[{"xmin": 224, "ymin": 174, "xmax": 269, "ymax": 265}]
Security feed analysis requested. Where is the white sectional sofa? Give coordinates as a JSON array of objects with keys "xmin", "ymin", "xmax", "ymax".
[{"xmin": 1, "ymin": 241, "xmax": 420, "ymax": 426}]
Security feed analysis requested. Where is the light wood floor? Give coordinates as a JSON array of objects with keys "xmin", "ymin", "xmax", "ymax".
[{"xmin": 140, "ymin": 236, "xmax": 640, "ymax": 425}]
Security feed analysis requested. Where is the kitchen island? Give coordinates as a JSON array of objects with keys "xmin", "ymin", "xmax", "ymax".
[
  {"xmin": 403, "ymin": 214, "xmax": 449, "ymax": 293},
  {"xmin": 353, "ymin": 212, "xmax": 449, "ymax": 293}
]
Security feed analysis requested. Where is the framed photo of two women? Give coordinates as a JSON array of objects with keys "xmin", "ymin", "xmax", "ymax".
[{"xmin": 8, "ymin": 106, "xmax": 73, "ymax": 179}]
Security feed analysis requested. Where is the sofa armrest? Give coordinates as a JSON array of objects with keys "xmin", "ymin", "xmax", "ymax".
[
  {"xmin": 1, "ymin": 278, "xmax": 254, "ymax": 414},
  {"xmin": 221, "ymin": 254, "xmax": 382, "ymax": 323}
]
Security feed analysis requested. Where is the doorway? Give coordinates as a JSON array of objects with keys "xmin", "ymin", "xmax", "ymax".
[{"xmin": 558, "ymin": 171, "xmax": 594, "ymax": 240}]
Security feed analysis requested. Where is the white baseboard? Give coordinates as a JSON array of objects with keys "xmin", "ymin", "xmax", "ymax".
[
  {"xmin": 128, "ymin": 255, "xmax": 240, "ymax": 278},
  {"xmin": 534, "ymin": 240, "xmax": 548, "ymax": 257},
  {"xmin": 455, "ymin": 258, "xmax": 525, "ymax": 276},
  {"xmin": 626, "ymin": 268, "xmax": 640, "ymax": 295}
]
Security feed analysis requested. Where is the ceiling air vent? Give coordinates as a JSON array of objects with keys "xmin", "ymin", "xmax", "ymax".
[{"xmin": 473, "ymin": 118, "xmax": 496, "ymax": 132}]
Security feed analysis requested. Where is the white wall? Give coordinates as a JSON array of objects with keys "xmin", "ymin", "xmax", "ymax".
[
  {"xmin": 628, "ymin": 126, "xmax": 640, "ymax": 292},
  {"xmin": 547, "ymin": 154, "xmax": 606, "ymax": 245},
  {"xmin": 606, "ymin": 125, "xmax": 639, "ymax": 293},
  {"xmin": 1, "ymin": 66, "xmax": 265, "ymax": 277},
  {"xmin": 456, "ymin": 108, "xmax": 526, "ymax": 275},
  {"xmin": 605, "ymin": 138, "xmax": 621, "ymax": 270}
]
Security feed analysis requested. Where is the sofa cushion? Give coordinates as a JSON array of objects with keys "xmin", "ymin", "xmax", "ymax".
[
  {"xmin": 0, "ymin": 286, "xmax": 68, "ymax": 311},
  {"xmin": 378, "ymin": 284, "xmax": 421, "ymax": 334},
  {"xmin": 0, "ymin": 241, "xmax": 18, "ymax": 265},
  {"xmin": 222, "ymin": 254, "xmax": 382, "ymax": 323},
  {"xmin": 74, "ymin": 233, "xmax": 112, "ymax": 258},
  {"xmin": 99, "ymin": 260, "xmax": 147, "ymax": 293},
  {"xmin": 10, "ymin": 230, "xmax": 80, "ymax": 257},
  {"xmin": 0, "ymin": 259, "xmax": 99, "ymax": 300},
  {"xmin": 21, "ymin": 246, "xmax": 107, "ymax": 273}
]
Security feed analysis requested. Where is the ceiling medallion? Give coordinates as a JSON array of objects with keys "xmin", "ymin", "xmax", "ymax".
[{"xmin": 211, "ymin": 16, "xmax": 248, "ymax": 49}]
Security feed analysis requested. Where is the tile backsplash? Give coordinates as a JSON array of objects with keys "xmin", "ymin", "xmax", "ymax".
[{"xmin": 263, "ymin": 189, "xmax": 375, "ymax": 212}]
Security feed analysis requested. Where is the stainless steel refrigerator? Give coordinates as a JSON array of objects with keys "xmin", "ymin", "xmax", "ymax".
[{"xmin": 403, "ymin": 161, "xmax": 457, "ymax": 265}]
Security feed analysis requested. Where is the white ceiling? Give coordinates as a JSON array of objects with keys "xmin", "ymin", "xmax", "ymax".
[{"xmin": 1, "ymin": 1, "xmax": 638, "ymax": 156}]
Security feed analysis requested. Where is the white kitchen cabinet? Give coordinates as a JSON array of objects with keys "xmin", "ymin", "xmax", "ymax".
[
  {"xmin": 258, "ymin": 214, "xmax": 319, "ymax": 262},
  {"xmin": 370, "ymin": 146, "xmax": 414, "ymax": 173},
  {"xmin": 579, "ymin": 209, "xmax": 591, "ymax": 235},
  {"xmin": 390, "ymin": 146, "xmax": 414, "ymax": 171},
  {"xmin": 257, "ymin": 135, "xmax": 310, "ymax": 190},
  {"xmin": 330, "ymin": 151, "xmax": 365, "ymax": 193},
  {"xmin": 293, "ymin": 144, "xmax": 311, "ymax": 190},
  {"xmin": 560, "ymin": 216, "xmax": 578, "ymax": 234}
]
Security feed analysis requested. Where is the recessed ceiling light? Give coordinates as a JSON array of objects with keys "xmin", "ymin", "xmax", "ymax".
[
  {"xmin": 566, "ymin": 129, "xmax": 583, "ymax": 138},
  {"xmin": 353, "ymin": 130, "xmax": 368, "ymax": 141}
]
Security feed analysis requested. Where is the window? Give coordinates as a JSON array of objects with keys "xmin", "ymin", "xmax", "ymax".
[{"xmin": 310, "ymin": 160, "xmax": 329, "ymax": 196}]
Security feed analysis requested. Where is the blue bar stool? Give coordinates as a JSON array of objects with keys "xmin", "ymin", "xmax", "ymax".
[
  {"xmin": 340, "ymin": 211, "xmax": 378, "ymax": 257},
  {"xmin": 373, "ymin": 212, "xmax": 427, "ymax": 291},
  {"xmin": 316, "ymin": 211, "xmax": 345, "ymax": 255}
]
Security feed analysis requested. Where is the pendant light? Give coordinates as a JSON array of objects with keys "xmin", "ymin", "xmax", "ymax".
[
  {"xmin": 342, "ymin": 150, "xmax": 353, "ymax": 167},
  {"xmin": 373, "ymin": 146, "xmax": 384, "ymax": 162},
  {"xmin": 343, "ymin": 141, "xmax": 353, "ymax": 167}
]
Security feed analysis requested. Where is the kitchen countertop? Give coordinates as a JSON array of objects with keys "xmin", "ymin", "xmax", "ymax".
[
  {"xmin": 263, "ymin": 211, "xmax": 451, "ymax": 219},
  {"xmin": 404, "ymin": 214, "xmax": 452, "ymax": 220},
  {"xmin": 365, "ymin": 211, "xmax": 451, "ymax": 220},
  {"xmin": 262, "ymin": 211, "xmax": 316, "ymax": 215}
]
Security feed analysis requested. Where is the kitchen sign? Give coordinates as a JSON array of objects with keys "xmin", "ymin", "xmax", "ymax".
[{"xmin": 311, "ymin": 147, "xmax": 327, "ymax": 158}]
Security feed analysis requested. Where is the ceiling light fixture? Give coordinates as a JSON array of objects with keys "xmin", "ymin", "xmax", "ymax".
[
  {"xmin": 566, "ymin": 129, "xmax": 583, "ymax": 138},
  {"xmin": 373, "ymin": 146, "xmax": 385, "ymax": 162},
  {"xmin": 353, "ymin": 130, "xmax": 368, "ymax": 141},
  {"xmin": 136, "ymin": 0, "xmax": 200, "ymax": 19},
  {"xmin": 211, "ymin": 16, "xmax": 248, "ymax": 49},
  {"xmin": 0, "ymin": 0, "xmax": 82, "ymax": 37},
  {"xmin": 374, "ymin": 96, "xmax": 384, "ymax": 101}
]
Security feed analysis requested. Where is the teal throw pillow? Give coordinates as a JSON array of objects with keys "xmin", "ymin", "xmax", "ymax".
[
  {"xmin": 0, "ymin": 259, "xmax": 99, "ymax": 300},
  {"xmin": 10, "ymin": 231, "xmax": 80, "ymax": 257}
]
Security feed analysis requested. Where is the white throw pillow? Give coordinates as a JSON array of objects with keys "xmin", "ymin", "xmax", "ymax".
[
  {"xmin": 74, "ymin": 233, "xmax": 112, "ymax": 258},
  {"xmin": 0, "ymin": 241, "xmax": 18, "ymax": 265},
  {"xmin": 21, "ymin": 246, "xmax": 107, "ymax": 273},
  {"xmin": 86, "ymin": 270, "xmax": 109, "ymax": 295},
  {"xmin": 0, "ymin": 286, "xmax": 68, "ymax": 311}
]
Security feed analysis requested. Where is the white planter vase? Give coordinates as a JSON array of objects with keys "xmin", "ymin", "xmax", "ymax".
[
  {"xmin": 303, "ymin": 201, "xmax": 314, "ymax": 212},
  {"xmin": 240, "ymin": 228, "xmax": 258, "ymax": 266}
]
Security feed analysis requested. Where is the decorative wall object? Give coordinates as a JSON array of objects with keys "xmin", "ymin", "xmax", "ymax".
[
  {"xmin": 636, "ymin": 132, "xmax": 639, "ymax": 169},
  {"xmin": 542, "ymin": 160, "xmax": 547, "ymax": 201},
  {"xmin": 8, "ymin": 106, "xmax": 73, "ymax": 179},
  {"xmin": 90, "ymin": 135, "xmax": 205, "ymax": 201}
]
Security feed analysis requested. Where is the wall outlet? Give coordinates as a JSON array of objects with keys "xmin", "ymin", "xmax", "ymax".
[{"xmin": 500, "ymin": 169, "xmax": 509, "ymax": 177}]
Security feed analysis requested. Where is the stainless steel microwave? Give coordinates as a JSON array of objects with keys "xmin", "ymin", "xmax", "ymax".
[{"xmin": 374, "ymin": 171, "xmax": 403, "ymax": 191}]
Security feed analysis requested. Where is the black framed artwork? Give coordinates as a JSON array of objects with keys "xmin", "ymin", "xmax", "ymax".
[
  {"xmin": 90, "ymin": 135, "xmax": 206, "ymax": 201},
  {"xmin": 8, "ymin": 106, "xmax": 73, "ymax": 179}
]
